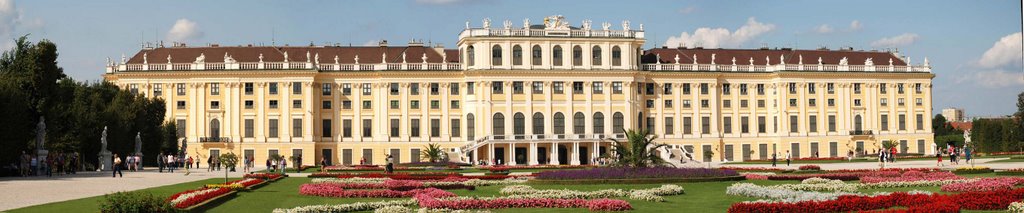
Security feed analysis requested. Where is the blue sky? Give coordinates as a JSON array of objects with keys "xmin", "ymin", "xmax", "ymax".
[{"xmin": 5, "ymin": 0, "xmax": 1022, "ymax": 117}]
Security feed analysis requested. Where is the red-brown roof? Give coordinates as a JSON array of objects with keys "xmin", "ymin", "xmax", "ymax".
[
  {"xmin": 949, "ymin": 121, "xmax": 972, "ymax": 131},
  {"xmin": 127, "ymin": 45, "xmax": 457, "ymax": 64},
  {"xmin": 642, "ymin": 48, "xmax": 907, "ymax": 66}
]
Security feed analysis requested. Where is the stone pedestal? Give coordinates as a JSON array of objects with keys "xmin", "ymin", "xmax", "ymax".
[
  {"xmin": 37, "ymin": 149, "xmax": 48, "ymax": 174},
  {"xmin": 98, "ymin": 151, "xmax": 112, "ymax": 171},
  {"xmin": 134, "ymin": 152, "xmax": 144, "ymax": 170}
]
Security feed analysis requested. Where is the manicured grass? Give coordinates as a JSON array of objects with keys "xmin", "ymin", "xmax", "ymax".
[
  {"xmin": 986, "ymin": 158, "xmax": 1024, "ymax": 163},
  {"xmin": 7, "ymin": 172, "xmax": 1016, "ymax": 213}
]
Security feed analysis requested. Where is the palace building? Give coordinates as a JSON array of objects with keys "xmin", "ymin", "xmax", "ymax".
[{"xmin": 103, "ymin": 16, "xmax": 935, "ymax": 166}]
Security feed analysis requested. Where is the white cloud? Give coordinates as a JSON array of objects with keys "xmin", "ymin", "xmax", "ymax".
[
  {"xmin": 0, "ymin": 0, "xmax": 18, "ymax": 35},
  {"xmin": 870, "ymin": 33, "xmax": 919, "ymax": 48},
  {"xmin": 977, "ymin": 32, "xmax": 1023, "ymax": 69},
  {"xmin": 959, "ymin": 70, "xmax": 1024, "ymax": 88},
  {"xmin": 166, "ymin": 19, "xmax": 202, "ymax": 42},
  {"xmin": 664, "ymin": 17, "xmax": 775, "ymax": 48},
  {"xmin": 814, "ymin": 24, "xmax": 834, "ymax": 34},
  {"xmin": 678, "ymin": 6, "xmax": 696, "ymax": 15},
  {"xmin": 848, "ymin": 20, "xmax": 862, "ymax": 31}
]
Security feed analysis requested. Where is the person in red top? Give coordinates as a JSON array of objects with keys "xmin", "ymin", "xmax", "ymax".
[{"xmin": 889, "ymin": 147, "xmax": 897, "ymax": 163}]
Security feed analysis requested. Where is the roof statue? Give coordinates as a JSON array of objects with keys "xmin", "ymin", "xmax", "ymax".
[
  {"xmin": 799, "ymin": 54, "xmax": 803, "ymax": 65},
  {"xmin": 306, "ymin": 51, "xmax": 311, "ymax": 63},
  {"xmin": 865, "ymin": 58, "xmax": 873, "ymax": 66},
  {"xmin": 354, "ymin": 55, "xmax": 360, "ymax": 64},
  {"xmin": 382, "ymin": 52, "xmax": 387, "ymax": 63},
  {"xmin": 167, "ymin": 54, "xmax": 172, "ymax": 64},
  {"xmin": 779, "ymin": 55, "xmax": 785, "ymax": 65},
  {"xmin": 582, "ymin": 19, "xmax": 592, "ymax": 30},
  {"xmin": 283, "ymin": 52, "xmax": 289, "ymax": 62},
  {"xmin": 731, "ymin": 57, "xmax": 736, "ymax": 65},
  {"xmin": 839, "ymin": 57, "xmax": 848, "ymax": 66},
  {"xmin": 314, "ymin": 53, "xmax": 320, "ymax": 64},
  {"xmin": 401, "ymin": 52, "xmax": 407, "ymax": 63},
  {"xmin": 818, "ymin": 57, "xmax": 823, "ymax": 65},
  {"xmin": 106, "ymin": 57, "xmax": 111, "ymax": 66},
  {"xmin": 224, "ymin": 53, "xmax": 236, "ymax": 63},
  {"xmin": 465, "ymin": 21, "xmax": 469, "ymax": 29},
  {"xmin": 543, "ymin": 15, "xmax": 570, "ymax": 30},
  {"xmin": 674, "ymin": 54, "xmax": 680, "ymax": 64},
  {"xmin": 194, "ymin": 53, "xmax": 205, "ymax": 63},
  {"xmin": 142, "ymin": 52, "xmax": 148, "ymax": 64},
  {"xmin": 923, "ymin": 57, "xmax": 930, "ymax": 67},
  {"xmin": 765, "ymin": 56, "xmax": 770, "ymax": 65},
  {"xmin": 334, "ymin": 55, "xmax": 339, "ymax": 64},
  {"xmin": 639, "ymin": 24, "xmax": 644, "ymax": 31},
  {"xmin": 655, "ymin": 54, "xmax": 661, "ymax": 64},
  {"xmin": 523, "ymin": 18, "xmax": 530, "ymax": 29},
  {"xmin": 622, "ymin": 20, "xmax": 631, "ymax": 31},
  {"xmin": 482, "ymin": 18, "xmax": 491, "ymax": 29},
  {"xmin": 888, "ymin": 58, "xmax": 893, "ymax": 66},
  {"xmin": 121, "ymin": 53, "xmax": 127, "ymax": 64},
  {"xmin": 692, "ymin": 54, "xmax": 697, "ymax": 64},
  {"xmin": 421, "ymin": 53, "xmax": 427, "ymax": 63},
  {"xmin": 711, "ymin": 53, "xmax": 716, "ymax": 65},
  {"xmin": 259, "ymin": 53, "xmax": 264, "ymax": 63},
  {"xmin": 602, "ymin": 22, "xmax": 611, "ymax": 31},
  {"xmin": 442, "ymin": 51, "xmax": 447, "ymax": 62},
  {"xmin": 749, "ymin": 57, "xmax": 754, "ymax": 65},
  {"xmin": 906, "ymin": 57, "xmax": 911, "ymax": 66},
  {"xmin": 503, "ymin": 19, "xmax": 512, "ymax": 30}
]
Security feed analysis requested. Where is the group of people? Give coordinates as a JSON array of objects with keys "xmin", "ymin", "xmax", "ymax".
[
  {"xmin": 18, "ymin": 151, "xmax": 79, "ymax": 177},
  {"xmin": 265, "ymin": 157, "xmax": 289, "ymax": 173},
  {"xmin": 878, "ymin": 146, "xmax": 899, "ymax": 167},
  {"xmin": 770, "ymin": 150, "xmax": 792, "ymax": 167},
  {"xmin": 937, "ymin": 145, "xmax": 972, "ymax": 166}
]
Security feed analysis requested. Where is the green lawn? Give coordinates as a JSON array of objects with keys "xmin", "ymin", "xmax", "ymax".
[
  {"xmin": 986, "ymin": 158, "xmax": 1024, "ymax": 163},
  {"xmin": 7, "ymin": 173, "xmax": 1014, "ymax": 213}
]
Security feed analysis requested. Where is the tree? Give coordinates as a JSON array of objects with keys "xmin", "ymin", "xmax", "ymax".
[
  {"xmin": 607, "ymin": 128, "xmax": 668, "ymax": 168},
  {"xmin": 218, "ymin": 152, "xmax": 239, "ymax": 183},
  {"xmin": 161, "ymin": 122, "xmax": 179, "ymax": 154},
  {"xmin": 933, "ymin": 114, "xmax": 950, "ymax": 136},
  {"xmin": 420, "ymin": 143, "xmax": 445, "ymax": 163}
]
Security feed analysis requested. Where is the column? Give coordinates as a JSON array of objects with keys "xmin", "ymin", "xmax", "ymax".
[
  {"xmin": 282, "ymin": 82, "xmax": 292, "ymax": 140},
  {"xmin": 550, "ymin": 142, "xmax": 559, "ymax": 165},
  {"xmin": 304, "ymin": 82, "xmax": 314, "ymax": 141},
  {"xmin": 257, "ymin": 83, "xmax": 266, "ymax": 142},
  {"xmin": 529, "ymin": 142, "xmax": 538, "ymax": 165},
  {"xmin": 570, "ymin": 142, "xmax": 580, "ymax": 165},
  {"xmin": 508, "ymin": 142, "xmax": 516, "ymax": 166}
]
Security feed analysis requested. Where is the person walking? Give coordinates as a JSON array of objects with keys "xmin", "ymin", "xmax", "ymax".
[
  {"xmin": 936, "ymin": 148, "xmax": 944, "ymax": 167},
  {"xmin": 280, "ymin": 158, "xmax": 287, "ymax": 174},
  {"xmin": 207, "ymin": 156, "xmax": 214, "ymax": 172},
  {"xmin": 266, "ymin": 158, "xmax": 272, "ymax": 172},
  {"xmin": 157, "ymin": 152, "xmax": 164, "ymax": 173},
  {"xmin": 112, "ymin": 154, "xmax": 123, "ymax": 178},
  {"xmin": 785, "ymin": 150, "xmax": 791, "ymax": 166},
  {"xmin": 771, "ymin": 153, "xmax": 777, "ymax": 167},
  {"xmin": 879, "ymin": 149, "xmax": 886, "ymax": 168},
  {"xmin": 385, "ymin": 154, "xmax": 394, "ymax": 174},
  {"xmin": 965, "ymin": 146, "xmax": 973, "ymax": 165},
  {"xmin": 166, "ymin": 154, "xmax": 175, "ymax": 173}
]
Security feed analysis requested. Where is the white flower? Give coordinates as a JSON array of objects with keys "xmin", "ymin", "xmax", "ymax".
[
  {"xmin": 1008, "ymin": 201, "xmax": 1024, "ymax": 213},
  {"xmin": 272, "ymin": 199, "xmax": 417, "ymax": 213},
  {"xmin": 375, "ymin": 206, "xmax": 412, "ymax": 213},
  {"xmin": 168, "ymin": 188, "xmax": 223, "ymax": 207}
]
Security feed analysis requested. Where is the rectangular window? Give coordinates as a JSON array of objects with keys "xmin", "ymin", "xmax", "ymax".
[
  {"xmin": 915, "ymin": 83, "xmax": 922, "ymax": 93},
  {"xmin": 268, "ymin": 119, "xmax": 279, "ymax": 138},
  {"xmin": 683, "ymin": 117, "xmax": 692, "ymax": 135},
  {"xmin": 646, "ymin": 100, "xmax": 654, "ymax": 108},
  {"xmin": 322, "ymin": 83, "xmax": 331, "ymax": 96},
  {"xmin": 701, "ymin": 117, "xmax": 711, "ymax": 134},
  {"xmin": 362, "ymin": 83, "xmax": 372, "ymax": 95},
  {"xmin": 664, "ymin": 117, "xmax": 674, "ymax": 135},
  {"xmin": 293, "ymin": 100, "xmax": 302, "ymax": 109},
  {"xmin": 153, "ymin": 84, "xmax": 162, "ymax": 96},
  {"xmin": 701, "ymin": 100, "xmax": 709, "ymax": 108},
  {"xmin": 740, "ymin": 100, "xmax": 748, "ymax": 108},
  {"xmin": 342, "ymin": 101, "xmax": 352, "ymax": 109},
  {"xmin": 700, "ymin": 83, "xmax": 709, "ymax": 95},
  {"xmin": 664, "ymin": 100, "xmax": 673, "ymax": 108},
  {"xmin": 683, "ymin": 83, "xmax": 691, "ymax": 94},
  {"xmin": 210, "ymin": 101, "xmax": 220, "ymax": 109},
  {"xmin": 177, "ymin": 101, "xmax": 186, "ymax": 109},
  {"xmin": 723, "ymin": 117, "xmax": 732, "ymax": 134},
  {"xmin": 269, "ymin": 82, "xmax": 278, "ymax": 94},
  {"xmin": 390, "ymin": 100, "xmax": 399, "ymax": 109},
  {"xmin": 553, "ymin": 81, "xmax": 564, "ymax": 93},
  {"xmin": 807, "ymin": 83, "xmax": 815, "ymax": 94},
  {"xmin": 916, "ymin": 114, "xmax": 924, "ymax": 130},
  {"xmin": 854, "ymin": 83, "xmax": 861, "ymax": 94},
  {"xmin": 741, "ymin": 116, "xmax": 749, "ymax": 133},
  {"xmin": 430, "ymin": 83, "xmax": 440, "ymax": 95},
  {"xmin": 790, "ymin": 115, "xmax": 799, "ymax": 133},
  {"xmin": 757, "ymin": 100, "xmax": 765, "ymax": 108},
  {"xmin": 898, "ymin": 83, "xmax": 905, "ymax": 94},
  {"xmin": 467, "ymin": 82, "xmax": 475, "ymax": 95},
  {"xmin": 430, "ymin": 119, "xmax": 440, "ymax": 137},
  {"xmin": 389, "ymin": 83, "xmax": 400, "ymax": 95},
  {"xmin": 898, "ymin": 98, "xmax": 905, "ymax": 106},
  {"xmin": 362, "ymin": 119, "xmax": 372, "ymax": 137},
  {"xmin": 322, "ymin": 101, "xmax": 331, "ymax": 109},
  {"xmin": 646, "ymin": 117, "xmax": 655, "ymax": 133},
  {"xmin": 828, "ymin": 115, "xmax": 836, "ymax": 132},
  {"xmin": 128, "ymin": 84, "xmax": 137, "ymax": 95},
  {"xmin": 512, "ymin": 81, "xmax": 524, "ymax": 94},
  {"xmin": 343, "ymin": 119, "xmax": 352, "ymax": 137},
  {"xmin": 244, "ymin": 119, "xmax": 254, "ymax": 138},
  {"xmin": 342, "ymin": 83, "xmax": 351, "ymax": 95},
  {"xmin": 789, "ymin": 83, "xmax": 796, "ymax": 94},
  {"xmin": 430, "ymin": 100, "xmax": 440, "ymax": 109},
  {"xmin": 410, "ymin": 119, "xmax": 420, "ymax": 137},
  {"xmin": 828, "ymin": 99, "xmax": 835, "ymax": 107},
  {"xmin": 176, "ymin": 119, "xmax": 186, "ymax": 137},
  {"xmin": 244, "ymin": 83, "xmax": 253, "ymax": 95},
  {"xmin": 663, "ymin": 83, "xmax": 673, "ymax": 94},
  {"xmin": 451, "ymin": 119, "xmax": 461, "ymax": 137},
  {"xmin": 682, "ymin": 100, "xmax": 691, "ymax": 108},
  {"xmin": 722, "ymin": 83, "xmax": 731, "ymax": 95},
  {"xmin": 789, "ymin": 99, "xmax": 797, "ymax": 107},
  {"xmin": 451, "ymin": 100, "xmax": 460, "ymax": 109},
  {"xmin": 532, "ymin": 82, "xmax": 544, "ymax": 94},
  {"xmin": 322, "ymin": 119, "xmax": 332, "ymax": 137},
  {"xmin": 723, "ymin": 100, "xmax": 731, "ymax": 108},
  {"xmin": 809, "ymin": 98, "xmax": 816, "ymax": 107},
  {"xmin": 208, "ymin": 82, "xmax": 219, "ymax": 95},
  {"xmin": 390, "ymin": 119, "xmax": 399, "ymax": 137},
  {"xmin": 827, "ymin": 83, "xmax": 835, "ymax": 94},
  {"xmin": 410, "ymin": 100, "xmax": 419, "ymax": 109},
  {"xmin": 898, "ymin": 114, "xmax": 906, "ymax": 131},
  {"xmin": 758, "ymin": 116, "xmax": 766, "ymax": 133},
  {"xmin": 292, "ymin": 82, "xmax": 302, "ymax": 94},
  {"xmin": 292, "ymin": 118, "xmax": 302, "ymax": 137},
  {"xmin": 916, "ymin": 98, "xmax": 923, "ymax": 106},
  {"xmin": 756, "ymin": 84, "xmax": 765, "ymax": 95},
  {"xmin": 880, "ymin": 83, "xmax": 887, "ymax": 94},
  {"xmin": 177, "ymin": 83, "xmax": 186, "ymax": 95},
  {"xmin": 410, "ymin": 83, "xmax": 420, "ymax": 95},
  {"xmin": 881, "ymin": 114, "xmax": 889, "ymax": 131},
  {"xmin": 269, "ymin": 100, "xmax": 278, "ymax": 109},
  {"xmin": 245, "ymin": 100, "xmax": 255, "ymax": 109},
  {"xmin": 574, "ymin": 82, "xmax": 585, "ymax": 94},
  {"xmin": 492, "ymin": 81, "xmax": 504, "ymax": 94},
  {"xmin": 809, "ymin": 115, "xmax": 817, "ymax": 133},
  {"xmin": 362, "ymin": 101, "xmax": 372, "ymax": 109},
  {"xmin": 594, "ymin": 82, "xmax": 604, "ymax": 94},
  {"xmin": 450, "ymin": 83, "xmax": 460, "ymax": 95},
  {"xmin": 612, "ymin": 82, "xmax": 623, "ymax": 94}
]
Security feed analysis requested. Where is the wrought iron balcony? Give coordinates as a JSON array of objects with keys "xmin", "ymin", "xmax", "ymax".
[
  {"xmin": 199, "ymin": 137, "xmax": 232, "ymax": 142},
  {"xmin": 848, "ymin": 130, "xmax": 873, "ymax": 136}
]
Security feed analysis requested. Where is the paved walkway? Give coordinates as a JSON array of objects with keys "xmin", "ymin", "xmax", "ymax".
[
  {"xmin": 710, "ymin": 157, "xmax": 1021, "ymax": 170},
  {"xmin": 0, "ymin": 167, "xmax": 250, "ymax": 211}
]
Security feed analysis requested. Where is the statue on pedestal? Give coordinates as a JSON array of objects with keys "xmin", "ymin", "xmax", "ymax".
[{"xmin": 98, "ymin": 126, "xmax": 113, "ymax": 171}]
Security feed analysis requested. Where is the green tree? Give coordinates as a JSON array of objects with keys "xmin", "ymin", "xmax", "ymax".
[
  {"xmin": 161, "ymin": 122, "xmax": 179, "ymax": 154},
  {"xmin": 219, "ymin": 152, "xmax": 239, "ymax": 183},
  {"xmin": 420, "ymin": 143, "xmax": 445, "ymax": 163},
  {"xmin": 607, "ymin": 129, "xmax": 667, "ymax": 168}
]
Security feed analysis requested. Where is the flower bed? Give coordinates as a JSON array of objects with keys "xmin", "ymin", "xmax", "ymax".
[
  {"xmin": 1010, "ymin": 200, "xmax": 1024, "ymax": 212},
  {"xmin": 498, "ymin": 184, "xmax": 684, "ymax": 202},
  {"xmin": 766, "ymin": 173, "xmax": 860, "ymax": 181},
  {"xmin": 414, "ymin": 194, "xmax": 632, "ymax": 211},
  {"xmin": 244, "ymin": 173, "xmax": 284, "ymax": 180},
  {"xmin": 859, "ymin": 170, "xmax": 963, "ymax": 183},
  {"xmin": 823, "ymin": 168, "xmax": 940, "ymax": 174},
  {"xmin": 718, "ymin": 166, "xmax": 794, "ymax": 173},
  {"xmin": 272, "ymin": 199, "xmax": 417, "ymax": 213},
  {"xmin": 741, "ymin": 172, "xmax": 775, "ymax": 180},
  {"xmin": 798, "ymin": 165, "xmax": 821, "ymax": 171},
  {"xmin": 998, "ymin": 168, "xmax": 1024, "ymax": 176},
  {"xmin": 299, "ymin": 183, "xmax": 457, "ymax": 198},
  {"xmin": 940, "ymin": 178, "xmax": 1024, "ymax": 192},
  {"xmin": 535, "ymin": 167, "xmax": 739, "ymax": 181},
  {"xmin": 954, "ymin": 166, "xmax": 994, "ymax": 174},
  {"xmin": 166, "ymin": 187, "xmax": 234, "ymax": 209},
  {"xmin": 727, "ymin": 188, "xmax": 1024, "ymax": 213},
  {"xmin": 725, "ymin": 183, "xmax": 899, "ymax": 203}
]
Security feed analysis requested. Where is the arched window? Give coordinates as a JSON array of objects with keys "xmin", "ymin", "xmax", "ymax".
[
  {"xmin": 553, "ymin": 112, "xmax": 565, "ymax": 136},
  {"xmin": 466, "ymin": 46, "xmax": 475, "ymax": 66},
  {"xmin": 532, "ymin": 112, "xmax": 544, "ymax": 137},
  {"xmin": 492, "ymin": 113, "xmax": 505, "ymax": 139},
  {"xmin": 513, "ymin": 112, "xmax": 525, "ymax": 139},
  {"xmin": 467, "ymin": 114, "xmax": 475, "ymax": 141},
  {"xmin": 491, "ymin": 45, "xmax": 502, "ymax": 66},
  {"xmin": 552, "ymin": 45, "xmax": 563, "ymax": 66},
  {"xmin": 612, "ymin": 112, "xmax": 624, "ymax": 134},
  {"xmin": 612, "ymin": 46, "xmax": 622, "ymax": 66},
  {"xmin": 592, "ymin": 46, "xmax": 602, "ymax": 66},
  {"xmin": 593, "ymin": 112, "xmax": 605, "ymax": 134},
  {"xmin": 512, "ymin": 45, "xmax": 523, "ymax": 65},
  {"xmin": 572, "ymin": 45, "xmax": 583, "ymax": 66},
  {"xmin": 573, "ymin": 112, "xmax": 585, "ymax": 136},
  {"xmin": 210, "ymin": 119, "xmax": 221, "ymax": 139},
  {"xmin": 531, "ymin": 45, "xmax": 542, "ymax": 66}
]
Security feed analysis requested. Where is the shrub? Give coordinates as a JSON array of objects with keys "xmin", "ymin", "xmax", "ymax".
[
  {"xmin": 954, "ymin": 166, "xmax": 994, "ymax": 174},
  {"xmin": 798, "ymin": 165, "xmax": 821, "ymax": 171},
  {"xmin": 99, "ymin": 191, "xmax": 172, "ymax": 213},
  {"xmin": 997, "ymin": 168, "xmax": 1024, "ymax": 176}
]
